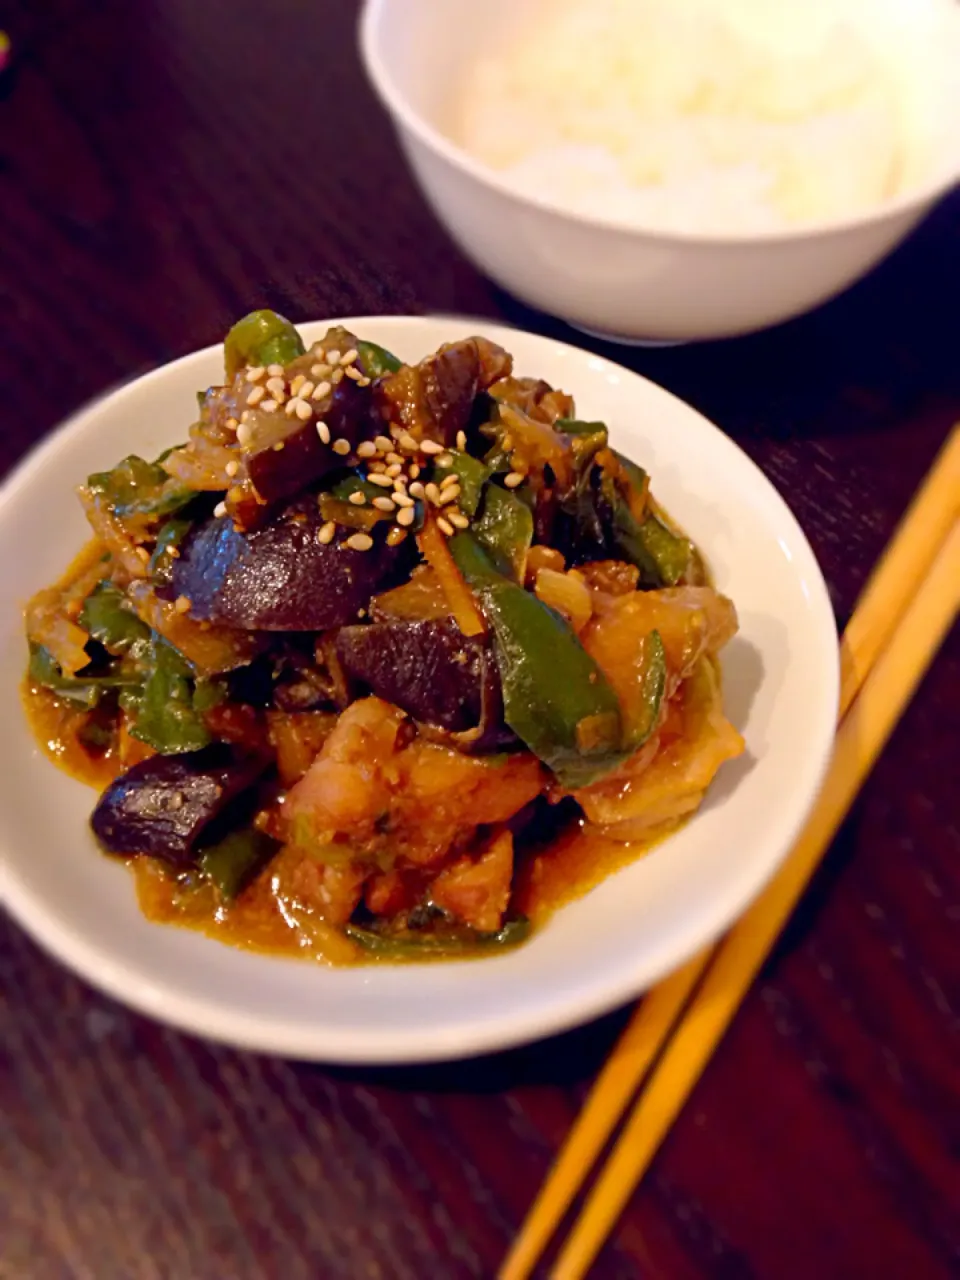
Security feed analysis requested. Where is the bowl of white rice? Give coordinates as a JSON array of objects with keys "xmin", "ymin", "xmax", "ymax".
[{"xmin": 360, "ymin": 0, "xmax": 960, "ymax": 342}]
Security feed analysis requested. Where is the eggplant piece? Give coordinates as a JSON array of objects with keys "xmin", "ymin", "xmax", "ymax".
[
  {"xmin": 379, "ymin": 338, "xmax": 513, "ymax": 446},
  {"xmin": 90, "ymin": 746, "xmax": 269, "ymax": 866},
  {"xmin": 171, "ymin": 495, "xmax": 412, "ymax": 631},
  {"xmin": 335, "ymin": 618, "xmax": 490, "ymax": 732},
  {"xmin": 245, "ymin": 374, "xmax": 376, "ymax": 506}
]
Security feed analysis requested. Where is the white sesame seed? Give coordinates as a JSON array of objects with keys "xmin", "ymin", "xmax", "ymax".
[
  {"xmin": 344, "ymin": 365, "xmax": 363, "ymax": 382},
  {"xmin": 372, "ymin": 496, "xmax": 395, "ymax": 512},
  {"xmin": 368, "ymin": 473, "xmax": 394, "ymax": 488},
  {"xmin": 420, "ymin": 439, "xmax": 443, "ymax": 455},
  {"xmin": 385, "ymin": 451, "xmax": 403, "ymax": 466},
  {"xmin": 356, "ymin": 441, "xmax": 377, "ymax": 458},
  {"xmin": 437, "ymin": 516, "xmax": 454, "ymax": 537},
  {"xmin": 341, "ymin": 348, "xmax": 359, "ymax": 366},
  {"xmin": 368, "ymin": 461, "xmax": 387, "ymax": 474},
  {"xmin": 214, "ymin": 501, "xmax": 228, "ymax": 518},
  {"xmin": 504, "ymin": 471, "xmax": 525, "ymax": 488},
  {"xmin": 225, "ymin": 460, "xmax": 240, "ymax": 478},
  {"xmin": 291, "ymin": 373, "xmax": 306, "ymax": 394},
  {"xmin": 294, "ymin": 398, "xmax": 313, "ymax": 421},
  {"xmin": 331, "ymin": 368, "xmax": 344, "ymax": 385},
  {"xmin": 386, "ymin": 527, "xmax": 407, "ymax": 547},
  {"xmin": 246, "ymin": 366, "xmax": 266, "ymax": 383},
  {"xmin": 392, "ymin": 492, "xmax": 414, "ymax": 508},
  {"xmin": 398, "ymin": 432, "xmax": 419, "ymax": 453},
  {"xmin": 357, "ymin": 376, "xmax": 371, "ymax": 388},
  {"xmin": 424, "ymin": 482, "xmax": 442, "ymax": 505},
  {"xmin": 440, "ymin": 486, "xmax": 461, "ymax": 505},
  {"xmin": 409, "ymin": 481, "xmax": 425, "ymax": 499},
  {"xmin": 317, "ymin": 521, "xmax": 336, "ymax": 545},
  {"xmin": 236, "ymin": 423, "xmax": 253, "ymax": 446},
  {"xmin": 261, "ymin": 398, "xmax": 278, "ymax": 414},
  {"xmin": 375, "ymin": 435, "xmax": 393, "ymax": 453},
  {"xmin": 326, "ymin": 350, "xmax": 342, "ymax": 366},
  {"xmin": 408, "ymin": 463, "xmax": 421, "ymax": 480},
  {"xmin": 345, "ymin": 532, "xmax": 373, "ymax": 552},
  {"xmin": 448, "ymin": 511, "xmax": 469, "ymax": 529},
  {"xmin": 348, "ymin": 491, "xmax": 367, "ymax": 506},
  {"xmin": 316, "ymin": 420, "xmax": 331, "ymax": 445},
  {"xmin": 267, "ymin": 363, "xmax": 284, "ymax": 377},
  {"xmin": 174, "ymin": 595, "xmax": 192, "ymax": 614},
  {"xmin": 312, "ymin": 380, "xmax": 332, "ymax": 401},
  {"xmin": 285, "ymin": 398, "xmax": 298, "ymax": 417},
  {"xmin": 385, "ymin": 463, "xmax": 402, "ymax": 478},
  {"xmin": 299, "ymin": 380, "xmax": 315, "ymax": 400},
  {"xmin": 246, "ymin": 385, "xmax": 265, "ymax": 407},
  {"xmin": 440, "ymin": 472, "xmax": 459, "ymax": 490},
  {"xmin": 396, "ymin": 506, "xmax": 415, "ymax": 527},
  {"xmin": 266, "ymin": 376, "xmax": 286, "ymax": 399},
  {"xmin": 456, "ymin": 430, "xmax": 467, "ymax": 451},
  {"xmin": 332, "ymin": 438, "xmax": 351, "ymax": 456}
]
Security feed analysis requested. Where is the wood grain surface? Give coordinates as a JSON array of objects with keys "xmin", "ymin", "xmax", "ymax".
[{"xmin": 1, "ymin": 3, "xmax": 958, "ymax": 1277}]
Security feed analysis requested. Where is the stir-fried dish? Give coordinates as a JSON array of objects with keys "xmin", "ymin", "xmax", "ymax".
[{"xmin": 23, "ymin": 313, "xmax": 745, "ymax": 962}]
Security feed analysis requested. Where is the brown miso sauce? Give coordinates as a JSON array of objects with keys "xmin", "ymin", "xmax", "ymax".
[{"xmin": 23, "ymin": 678, "xmax": 665, "ymax": 963}]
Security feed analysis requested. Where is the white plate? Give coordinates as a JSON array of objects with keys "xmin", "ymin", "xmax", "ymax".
[{"xmin": 0, "ymin": 317, "xmax": 838, "ymax": 1063}]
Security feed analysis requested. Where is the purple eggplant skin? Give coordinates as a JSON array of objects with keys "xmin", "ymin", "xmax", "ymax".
[
  {"xmin": 335, "ymin": 618, "xmax": 497, "ymax": 733},
  {"xmin": 378, "ymin": 338, "xmax": 513, "ymax": 446},
  {"xmin": 90, "ymin": 746, "xmax": 269, "ymax": 867},
  {"xmin": 171, "ymin": 495, "xmax": 413, "ymax": 631},
  {"xmin": 245, "ymin": 375, "xmax": 376, "ymax": 506}
]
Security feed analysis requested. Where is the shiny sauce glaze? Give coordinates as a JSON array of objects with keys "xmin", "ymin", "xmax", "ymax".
[{"xmin": 22, "ymin": 678, "xmax": 666, "ymax": 964}]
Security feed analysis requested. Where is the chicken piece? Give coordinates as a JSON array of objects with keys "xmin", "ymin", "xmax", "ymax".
[
  {"xmin": 285, "ymin": 697, "xmax": 544, "ymax": 873},
  {"xmin": 576, "ymin": 659, "xmax": 744, "ymax": 839},
  {"xmin": 429, "ymin": 830, "xmax": 514, "ymax": 934}
]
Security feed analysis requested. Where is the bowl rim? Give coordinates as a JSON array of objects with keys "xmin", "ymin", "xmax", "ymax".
[
  {"xmin": 359, "ymin": 0, "xmax": 960, "ymax": 248},
  {"xmin": 0, "ymin": 315, "xmax": 840, "ymax": 1063}
]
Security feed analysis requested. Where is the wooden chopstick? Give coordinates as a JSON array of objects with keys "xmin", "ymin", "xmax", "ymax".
[
  {"xmin": 838, "ymin": 426, "xmax": 960, "ymax": 716},
  {"xmin": 499, "ymin": 425, "xmax": 960, "ymax": 1280},
  {"xmin": 550, "ymin": 518, "xmax": 960, "ymax": 1280}
]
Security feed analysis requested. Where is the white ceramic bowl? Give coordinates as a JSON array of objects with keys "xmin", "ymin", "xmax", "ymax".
[
  {"xmin": 0, "ymin": 317, "xmax": 838, "ymax": 1063},
  {"xmin": 360, "ymin": 0, "xmax": 960, "ymax": 343}
]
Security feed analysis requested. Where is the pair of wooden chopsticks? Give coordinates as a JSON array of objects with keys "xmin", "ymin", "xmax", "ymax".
[{"xmin": 502, "ymin": 426, "xmax": 960, "ymax": 1280}]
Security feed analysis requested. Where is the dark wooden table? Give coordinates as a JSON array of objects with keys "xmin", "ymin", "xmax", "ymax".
[{"xmin": 2, "ymin": 3, "xmax": 958, "ymax": 1277}]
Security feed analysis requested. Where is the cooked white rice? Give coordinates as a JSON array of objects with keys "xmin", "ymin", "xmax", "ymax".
[{"xmin": 452, "ymin": 0, "xmax": 955, "ymax": 233}]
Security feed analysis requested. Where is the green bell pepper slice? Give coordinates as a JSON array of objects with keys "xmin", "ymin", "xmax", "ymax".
[
  {"xmin": 356, "ymin": 339, "xmax": 402, "ymax": 378},
  {"xmin": 472, "ymin": 483, "xmax": 533, "ymax": 582},
  {"xmin": 223, "ymin": 309, "xmax": 306, "ymax": 378},
  {"xmin": 449, "ymin": 533, "xmax": 628, "ymax": 787},
  {"xmin": 199, "ymin": 828, "xmax": 281, "ymax": 900},
  {"xmin": 344, "ymin": 916, "xmax": 530, "ymax": 959},
  {"xmin": 87, "ymin": 456, "xmax": 195, "ymax": 520},
  {"xmin": 433, "ymin": 451, "xmax": 491, "ymax": 518},
  {"xmin": 120, "ymin": 635, "xmax": 212, "ymax": 754},
  {"xmin": 79, "ymin": 581, "xmax": 151, "ymax": 658},
  {"xmin": 28, "ymin": 644, "xmax": 139, "ymax": 708}
]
